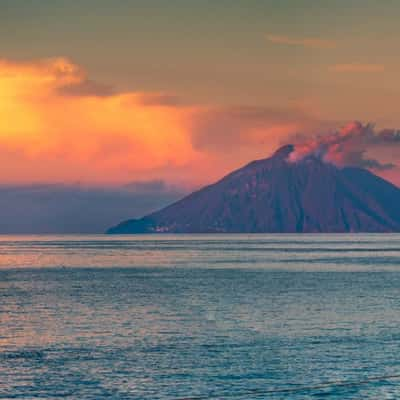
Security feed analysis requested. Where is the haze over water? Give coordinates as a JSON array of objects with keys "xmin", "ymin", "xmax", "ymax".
[{"xmin": 1, "ymin": 234, "xmax": 400, "ymax": 399}]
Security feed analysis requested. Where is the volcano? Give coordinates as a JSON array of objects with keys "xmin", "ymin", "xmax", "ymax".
[{"xmin": 107, "ymin": 145, "xmax": 400, "ymax": 233}]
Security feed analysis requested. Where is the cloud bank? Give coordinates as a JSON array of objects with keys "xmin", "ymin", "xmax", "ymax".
[
  {"xmin": 0, "ymin": 57, "xmax": 398, "ymax": 190},
  {"xmin": 0, "ymin": 57, "xmax": 331, "ymax": 186},
  {"xmin": 0, "ymin": 57, "xmax": 198, "ymax": 184},
  {"xmin": 0, "ymin": 182, "xmax": 183, "ymax": 233}
]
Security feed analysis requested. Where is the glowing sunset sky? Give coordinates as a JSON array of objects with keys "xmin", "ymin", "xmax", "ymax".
[{"xmin": 1, "ymin": 0, "xmax": 400, "ymax": 189}]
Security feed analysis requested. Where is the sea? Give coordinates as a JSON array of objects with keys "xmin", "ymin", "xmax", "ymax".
[{"xmin": 1, "ymin": 234, "xmax": 400, "ymax": 399}]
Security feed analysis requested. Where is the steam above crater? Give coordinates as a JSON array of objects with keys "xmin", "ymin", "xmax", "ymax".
[{"xmin": 286, "ymin": 121, "xmax": 399, "ymax": 171}]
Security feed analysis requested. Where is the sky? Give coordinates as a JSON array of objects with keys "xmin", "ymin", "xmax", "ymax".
[{"xmin": 1, "ymin": 0, "xmax": 400, "ymax": 232}]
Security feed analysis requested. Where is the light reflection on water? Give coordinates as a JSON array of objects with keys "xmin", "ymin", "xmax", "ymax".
[
  {"xmin": 0, "ymin": 233, "xmax": 399, "ymax": 270},
  {"xmin": 0, "ymin": 234, "xmax": 400, "ymax": 399}
]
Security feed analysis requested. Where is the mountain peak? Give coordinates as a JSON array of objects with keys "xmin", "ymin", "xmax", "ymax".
[
  {"xmin": 272, "ymin": 144, "xmax": 295, "ymax": 159},
  {"xmin": 108, "ymin": 145, "xmax": 400, "ymax": 234}
]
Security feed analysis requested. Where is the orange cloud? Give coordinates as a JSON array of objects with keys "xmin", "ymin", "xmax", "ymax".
[
  {"xmin": 0, "ymin": 57, "xmax": 201, "ymax": 184},
  {"xmin": 267, "ymin": 34, "xmax": 337, "ymax": 49}
]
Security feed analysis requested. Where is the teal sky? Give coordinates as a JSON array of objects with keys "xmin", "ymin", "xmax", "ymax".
[{"xmin": 2, "ymin": 0, "xmax": 400, "ymax": 125}]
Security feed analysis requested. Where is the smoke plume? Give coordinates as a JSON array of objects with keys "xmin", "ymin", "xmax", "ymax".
[{"xmin": 289, "ymin": 121, "xmax": 400, "ymax": 171}]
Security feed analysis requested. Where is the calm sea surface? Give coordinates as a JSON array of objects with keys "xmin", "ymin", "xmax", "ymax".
[{"xmin": 1, "ymin": 234, "xmax": 400, "ymax": 399}]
